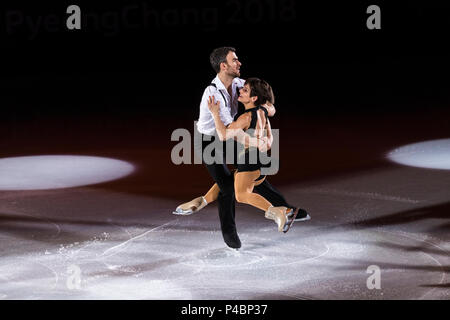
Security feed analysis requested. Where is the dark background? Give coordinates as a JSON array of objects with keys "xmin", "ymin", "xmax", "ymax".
[{"xmin": 1, "ymin": 1, "xmax": 449, "ymax": 140}]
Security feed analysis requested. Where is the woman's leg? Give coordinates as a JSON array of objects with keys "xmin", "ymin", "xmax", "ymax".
[
  {"xmin": 203, "ymin": 168, "xmax": 240, "ymax": 204},
  {"xmin": 234, "ymin": 171, "xmax": 298, "ymax": 233},
  {"xmin": 185, "ymin": 173, "xmax": 288, "ymax": 210},
  {"xmin": 203, "ymin": 183, "xmax": 220, "ymax": 204},
  {"xmin": 173, "ymin": 179, "xmax": 225, "ymax": 215},
  {"xmin": 253, "ymin": 179, "xmax": 295, "ymax": 210},
  {"xmin": 210, "ymin": 171, "xmax": 293, "ymax": 215},
  {"xmin": 173, "ymin": 182, "xmax": 219, "ymax": 215},
  {"xmin": 254, "ymin": 179, "xmax": 310, "ymax": 221},
  {"xmin": 234, "ymin": 170, "xmax": 273, "ymax": 212}
]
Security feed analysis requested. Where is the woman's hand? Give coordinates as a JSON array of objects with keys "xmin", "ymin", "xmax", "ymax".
[{"xmin": 207, "ymin": 96, "xmax": 220, "ymax": 114}]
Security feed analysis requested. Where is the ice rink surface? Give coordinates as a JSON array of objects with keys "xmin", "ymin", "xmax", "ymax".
[{"xmin": 0, "ymin": 111, "xmax": 449, "ymax": 300}]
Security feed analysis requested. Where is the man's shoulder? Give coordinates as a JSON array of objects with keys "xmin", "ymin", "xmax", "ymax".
[
  {"xmin": 234, "ymin": 77, "xmax": 245, "ymax": 86},
  {"xmin": 201, "ymin": 82, "xmax": 221, "ymax": 102},
  {"xmin": 202, "ymin": 82, "xmax": 216, "ymax": 94},
  {"xmin": 205, "ymin": 76, "xmax": 221, "ymax": 89}
]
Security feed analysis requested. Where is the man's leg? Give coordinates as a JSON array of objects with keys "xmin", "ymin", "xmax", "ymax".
[
  {"xmin": 254, "ymin": 179, "xmax": 310, "ymax": 221},
  {"xmin": 253, "ymin": 179, "xmax": 293, "ymax": 208},
  {"xmin": 205, "ymin": 162, "xmax": 241, "ymax": 249}
]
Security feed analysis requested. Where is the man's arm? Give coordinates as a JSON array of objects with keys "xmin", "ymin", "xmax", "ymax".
[
  {"xmin": 262, "ymin": 102, "xmax": 276, "ymax": 117},
  {"xmin": 265, "ymin": 118, "xmax": 273, "ymax": 150}
]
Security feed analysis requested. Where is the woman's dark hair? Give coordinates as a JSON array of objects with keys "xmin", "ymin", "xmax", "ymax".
[
  {"xmin": 245, "ymin": 77, "xmax": 275, "ymax": 106},
  {"xmin": 210, "ymin": 47, "xmax": 236, "ymax": 73}
]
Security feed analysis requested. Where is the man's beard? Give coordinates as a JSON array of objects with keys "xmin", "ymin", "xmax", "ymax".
[{"xmin": 226, "ymin": 69, "xmax": 240, "ymax": 78}]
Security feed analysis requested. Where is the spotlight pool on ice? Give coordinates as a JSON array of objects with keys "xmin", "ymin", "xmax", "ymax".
[
  {"xmin": 0, "ymin": 155, "xmax": 135, "ymax": 190},
  {"xmin": 387, "ymin": 138, "xmax": 450, "ymax": 170}
]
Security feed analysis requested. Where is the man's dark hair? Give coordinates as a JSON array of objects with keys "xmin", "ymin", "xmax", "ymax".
[
  {"xmin": 245, "ymin": 78, "xmax": 275, "ymax": 106},
  {"xmin": 210, "ymin": 47, "xmax": 236, "ymax": 73}
]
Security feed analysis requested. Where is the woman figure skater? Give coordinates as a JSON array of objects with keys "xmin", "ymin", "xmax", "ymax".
[{"xmin": 175, "ymin": 78, "xmax": 310, "ymax": 232}]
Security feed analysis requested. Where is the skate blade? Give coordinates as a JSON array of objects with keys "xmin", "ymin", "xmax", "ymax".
[
  {"xmin": 283, "ymin": 209, "xmax": 299, "ymax": 233},
  {"xmin": 172, "ymin": 207, "xmax": 194, "ymax": 215},
  {"xmin": 226, "ymin": 246, "xmax": 240, "ymax": 253},
  {"xmin": 295, "ymin": 214, "xmax": 311, "ymax": 222}
]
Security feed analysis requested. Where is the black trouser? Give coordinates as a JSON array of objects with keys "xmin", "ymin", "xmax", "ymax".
[
  {"xmin": 205, "ymin": 162, "xmax": 236, "ymax": 235},
  {"xmin": 199, "ymin": 133, "xmax": 294, "ymax": 235},
  {"xmin": 200, "ymin": 134, "xmax": 237, "ymax": 237},
  {"xmin": 253, "ymin": 179, "xmax": 296, "ymax": 211}
]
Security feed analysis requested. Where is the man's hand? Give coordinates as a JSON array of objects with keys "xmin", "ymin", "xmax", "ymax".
[
  {"xmin": 244, "ymin": 135, "xmax": 270, "ymax": 152},
  {"xmin": 257, "ymin": 136, "xmax": 270, "ymax": 152},
  {"xmin": 262, "ymin": 102, "xmax": 276, "ymax": 117},
  {"xmin": 207, "ymin": 96, "xmax": 220, "ymax": 114}
]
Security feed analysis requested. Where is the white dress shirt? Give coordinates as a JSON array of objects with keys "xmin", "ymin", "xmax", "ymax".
[{"xmin": 196, "ymin": 75, "xmax": 245, "ymax": 136}]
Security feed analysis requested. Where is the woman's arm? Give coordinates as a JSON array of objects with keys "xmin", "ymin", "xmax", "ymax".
[{"xmin": 208, "ymin": 96, "xmax": 250, "ymax": 141}]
